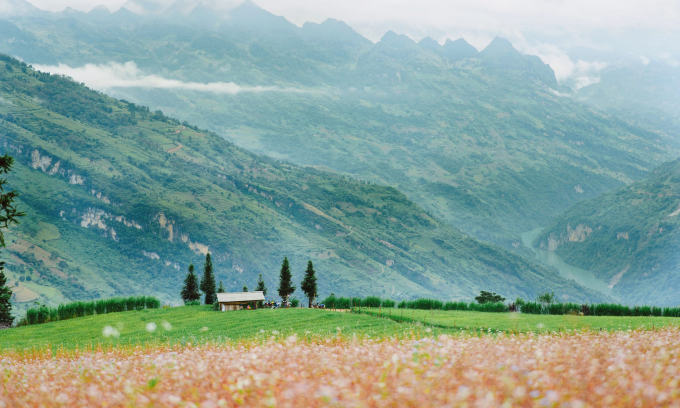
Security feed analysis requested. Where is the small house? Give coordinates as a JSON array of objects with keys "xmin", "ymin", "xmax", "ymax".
[{"xmin": 216, "ymin": 291, "xmax": 265, "ymax": 311}]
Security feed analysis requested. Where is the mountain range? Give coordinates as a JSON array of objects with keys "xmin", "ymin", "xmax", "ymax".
[
  {"xmin": 1, "ymin": 0, "xmax": 676, "ymax": 254},
  {"xmin": 0, "ymin": 55, "xmax": 609, "ymax": 314},
  {"xmin": 0, "ymin": 0, "xmax": 678, "ymax": 307}
]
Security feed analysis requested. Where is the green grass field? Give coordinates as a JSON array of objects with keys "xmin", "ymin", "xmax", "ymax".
[
  {"xmin": 361, "ymin": 308, "xmax": 680, "ymax": 333},
  {"xmin": 0, "ymin": 306, "xmax": 438, "ymax": 351},
  {"xmin": 5, "ymin": 306, "xmax": 680, "ymax": 352}
]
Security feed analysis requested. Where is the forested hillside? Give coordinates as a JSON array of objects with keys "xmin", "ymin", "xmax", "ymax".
[
  {"xmin": 1, "ymin": 1, "xmax": 676, "ymax": 251},
  {"xmin": 535, "ymin": 159, "xmax": 680, "ymax": 305},
  {"xmin": 0, "ymin": 55, "xmax": 605, "ymax": 314}
]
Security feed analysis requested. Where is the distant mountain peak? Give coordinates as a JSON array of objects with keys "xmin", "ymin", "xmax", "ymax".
[
  {"xmin": 379, "ymin": 31, "xmax": 416, "ymax": 48},
  {"xmin": 418, "ymin": 36, "xmax": 441, "ymax": 51},
  {"xmin": 0, "ymin": 0, "xmax": 42, "ymax": 16},
  {"xmin": 481, "ymin": 36, "xmax": 521, "ymax": 56},
  {"xmin": 90, "ymin": 5, "xmax": 111, "ymax": 13},
  {"xmin": 300, "ymin": 18, "xmax": 371, "ymax": 47},
  {"xmin": 442, "ymin": 38, "xmax": 478, "ymax": 60}
]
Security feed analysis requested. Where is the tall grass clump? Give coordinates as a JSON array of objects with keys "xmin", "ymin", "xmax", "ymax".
[
  {"xmin": 381, "ymin": 299, "xmax": 396, "ymax": 308},
  {"xmin": 362, "ymin": 296, "xmax": 382, "ymax": 308},
  {"xmin": 321, "ymin": 295, "xmax": 351, "ymax": 309},
  {"xmin": 20, "ymin": 295, "xmax": 162, "ymax": 326},
  {"xmin": 469, "ymin": 302, "xmax": 508, "ymax": 313}
]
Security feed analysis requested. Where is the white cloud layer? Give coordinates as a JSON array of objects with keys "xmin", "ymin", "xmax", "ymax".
[{"xmin": 32, "ymin": 62, "xmax": 309, "ymax": 94}]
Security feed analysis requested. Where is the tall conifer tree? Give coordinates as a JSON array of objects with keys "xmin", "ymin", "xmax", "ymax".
[
  {"xmin": 0, "ymin": 154, "xmax": 24, "ymax": 326},
  {"xmin": 277, "ymin": 257, "xmax": 295, "ymax": 304},
  {"xmin": 217, "ymin": 281, "xmax": 225, "ymax": 293},
  {"xmin": 255, "ymin": 273, "xmax": 267, "ymax": 296},
  {"xmin": 180, "ymin": 263, "xmax": 201, "ymax": 304},
  {"xmin": 301, "ymin": 260, "xmax": 318, "ymax": 308},
  {"xmin": 199, "ymin": 253, "xmax": 217, "ymax": 305}
]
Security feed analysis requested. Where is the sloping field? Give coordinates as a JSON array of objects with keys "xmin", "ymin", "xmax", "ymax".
[
  {"xmin": 2, "ymin": 329, "xmax": 679, "ymax": 407},
  {"xmin": 0, "ymin": 306, "xmax": 432, "ymax": 351}
]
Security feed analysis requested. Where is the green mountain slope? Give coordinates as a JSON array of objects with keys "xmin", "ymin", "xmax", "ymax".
[
  {"xmin": 2, "ymin": 2, "xmax": 676, "ymax": 252},
  {"xmin": 0, "ymin": 55, "xmax": 606, "ymax": 315},
  {"xmin": 535, "ymin": 159, "xmax": 680, "ymax": 305}
]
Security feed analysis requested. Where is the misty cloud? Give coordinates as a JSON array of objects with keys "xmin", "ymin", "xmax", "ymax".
[{"xmin": 32, "ymin": 61, "xmax": 311, "ymax": 95}]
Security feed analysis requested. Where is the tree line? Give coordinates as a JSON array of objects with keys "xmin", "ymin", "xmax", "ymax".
[{"xmin": 180, "ymin": 255, "xmax": 318, "ymax": 308}]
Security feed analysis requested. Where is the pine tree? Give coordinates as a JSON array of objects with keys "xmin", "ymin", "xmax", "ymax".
[
  {"xmin": 217, "ymin": 281, "xmax": 225, "ymax": 293},
  {"xmin": 180, "ymin": 263, "xmax": 200, "ymax": 304},
  {"xmin": 0, "ymin": 154, "xmax": 25, "ymax": 326},
  {"xmin": 277, "ymin": 257, "xmax": 295, "ymax": 304},
  {"xmin": 255, "ymin": 273, "xmax": 267, "ymax": 296},
  {"xmin": 242, "ymin": 285, "xmax": 248, "ymax": 292},
  {"xmin": 300, "ymin": 260, "xmax": 318, "ymax": 308},
  {"xmin": 0, "ymin": 264, "xmax": 13, "ymax": 327},
  {"xmin": 199, "ymin": 253, "xmax": 217, "ymax": 305}
]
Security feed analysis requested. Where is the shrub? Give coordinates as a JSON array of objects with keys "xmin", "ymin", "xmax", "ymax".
[
  {"xmin": 663, "ymin": 307, "xmax": 680, "ymax": 317},
  {"xmin": 520, "ymin": 302, "xmax": 543, "ymax": 314},
  {"xmin": 291, "ymin": 298, "xmax": 300, "ymax": 308},
  {"xmin": 321, "ymin": 295, "xmax": 351, "ymax": 309},
  {"xmin": 95, "ymin": 300, "xmax": 106, "ymax": 315},
  {"xmin": 362, "ymin": 296, "xmax": 382, "ymax": 308},
  {"xmin": 126, "ymin": 297, "xmax": 136, "ymax": 311},
  {"xmin": 469, "ymin": 302, "xmax": 508, "ymax": 313},
  {"xmin": 381, "ymin": 299, "xmax": 396, "ymax": 308},
  {"xmin": 185, "ymin": 300, "xmax": 201, "ymax": 306}
]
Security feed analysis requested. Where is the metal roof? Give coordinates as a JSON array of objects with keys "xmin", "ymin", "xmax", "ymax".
[{"xmin": 216, "ymin": 291, "xmax": 265, "ymax": 303}]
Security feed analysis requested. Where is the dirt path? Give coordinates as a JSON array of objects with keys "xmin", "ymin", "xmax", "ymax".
[{"xmin": 167, "ymin": 143, "xmax": 183, "ymax": 153}]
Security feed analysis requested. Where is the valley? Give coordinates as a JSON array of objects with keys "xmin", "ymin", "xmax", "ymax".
[{"xmin": 0, "ymin": 54, "xmax": 609, "ymax": 313}]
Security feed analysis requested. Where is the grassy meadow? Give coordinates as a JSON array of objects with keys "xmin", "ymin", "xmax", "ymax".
[
  {"xmin": 0, "ymin": 306, "xmax": 442, "ymax": 351},
  {"xmin": 359, "ymin": 308, "xmax": 680, "ymax": 333},
  {"xmin": 5, "ymin": 305, "xmax": 680, "ymax": 352}
]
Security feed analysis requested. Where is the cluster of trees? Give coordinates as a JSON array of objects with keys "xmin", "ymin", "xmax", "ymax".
[
  {"xmin": 180, "ymin": 253, "xmax": 217, "ymax": 305},
  {"xmin": 179, "ymin": 255, "xmax": 319, "ymax": 308}
]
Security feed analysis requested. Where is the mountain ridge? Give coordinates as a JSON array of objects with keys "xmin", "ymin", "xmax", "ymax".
[{"xmin": 0, "ymin": 54, "xmax": 608, "ymax": 316}]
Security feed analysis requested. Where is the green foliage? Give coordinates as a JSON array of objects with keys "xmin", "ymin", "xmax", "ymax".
[
  {"xmin": 536, "ymin": 292, "xmax": 556, "ymax": 306},
  {"xmin": 277, "ymin": 257, "xmax": 295, "ymax": 302},
  {"xmin": 185, "ymin": 300, "xmax": 201, "ymax": 306},
  {"xmin": 300, "ymin": 260, "xmax": 318, "ymax": 308},
  {"xmin": 361, "ymin": 296, "xmax": 382, "ymax": 308},
  {"xmin": 255, "ymin": 274, "xmax": 267, "ymax": 296},
  {"xmin": 291, "ymin": 298, "xmax": 300, "ymax": 308},
  {"xmin": 381, "ymin": 299, "xmax": 396, "ymax": 308},
  {"xmin": 475, "ymin": 291, "xmax": 506, "ymax": 304},
  {"xmin": 0, "ymin": 153, "xmax": 25, "ymax": 326},
  {"xmin": 181, "ymin": 264, "xmax": 201, "ymax": 304},
  {"xmin": 217, "ymin": 281, "xmax": 225, "ymax": 293},
  {"xmin": 21, "ymin": 295, "xmax": 161, "ymax": 326},
  {"xmin": 397, "ymin": 298, "xmax": 444, "ymax": 310},
  {"xmin": 200, "ymin": 254, "xmax": 216, "ymax": 305}
]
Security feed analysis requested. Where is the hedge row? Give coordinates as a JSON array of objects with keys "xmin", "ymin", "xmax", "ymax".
[
  {"xmin": 321, "ymin": 295, "xmax": 394, "ymax": 309},
  {"xmin": 320, "ymin": 295, "xmax": 680, "ymax": 317},
  {"xmin": 21, "ymin": 296, "xmax": 161, "ymax": 326},
  {"xmin": 521, "ymin": 302, "xmax": 680, "ymax": 317}
]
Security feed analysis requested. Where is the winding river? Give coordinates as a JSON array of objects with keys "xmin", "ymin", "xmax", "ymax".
[{"xmin": 521, "ymin": 228, "xmax": 614, "ymax": 297}]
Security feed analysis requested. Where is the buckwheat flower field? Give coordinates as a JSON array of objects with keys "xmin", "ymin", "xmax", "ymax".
[{"xmin": 2, "ymin": 329, "xmax": 680, "ymax": 407}]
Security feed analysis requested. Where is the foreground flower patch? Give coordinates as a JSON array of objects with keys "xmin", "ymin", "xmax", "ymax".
[{"xmin": 2, "ymin": 329, "xmax": 680, "ymax": 407}]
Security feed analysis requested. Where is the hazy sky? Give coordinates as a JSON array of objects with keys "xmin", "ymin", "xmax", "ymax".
[
  {"xmin": 20, "ymin": 0, "xmax": 680, "ymax": 88},
  {"xmin": 24, "ymin": 0, "xmax": 680, "ymax": 37}
]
